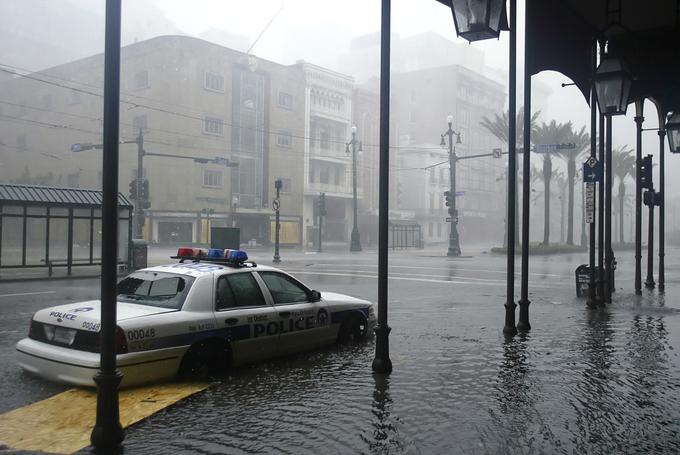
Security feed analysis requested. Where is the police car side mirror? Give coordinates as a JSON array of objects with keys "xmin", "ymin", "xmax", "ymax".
[{"xmin": 309, "ymin": 290, "xmax": 321, "ymax": 302}]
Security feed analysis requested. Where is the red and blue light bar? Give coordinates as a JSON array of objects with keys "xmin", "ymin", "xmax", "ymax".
[{"xmin": 175, "ymin": 247, "xmax": 248, "ymax": 263}]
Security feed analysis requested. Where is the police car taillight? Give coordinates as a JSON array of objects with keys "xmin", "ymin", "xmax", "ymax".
[{"xmin": 115, "ymin": 326, "xmax": 128, "ymax": 354}]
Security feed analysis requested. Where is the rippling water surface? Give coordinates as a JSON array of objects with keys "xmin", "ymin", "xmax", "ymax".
[{"xmin": 119, "ymin": 256, "xmax": 680, "ymax": 454}]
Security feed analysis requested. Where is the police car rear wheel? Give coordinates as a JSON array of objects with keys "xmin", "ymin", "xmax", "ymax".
[
  {"xmin": 179, "ymin": 340, "xmax": 230, "ymax": 380},
  {"xmin": 338, "ymin": 314, "xmax": 367, "ymax": 344}
]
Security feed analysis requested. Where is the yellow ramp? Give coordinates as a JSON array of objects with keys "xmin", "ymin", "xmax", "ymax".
[{"xmin": 0, "ymin": 382, "xmax": 209, "ymax": 454}]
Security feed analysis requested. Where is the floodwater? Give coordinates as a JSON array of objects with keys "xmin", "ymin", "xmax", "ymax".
[{"xmin": 117, "ymin": 252, "xmax": 680, "ymax": 454}]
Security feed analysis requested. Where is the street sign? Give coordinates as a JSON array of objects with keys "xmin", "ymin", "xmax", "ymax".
[
  {"xmin": 455, "ymin": 191, "xmax": 465, "ymax": 196},
  {"xmin": 446, "ymin": 217, "xmax": 453, "ymax": 222},
  {"xmin": 445, "ymin": 217, "xmax": 459, "ymax": 224},
  {"xmin": 534, "ymin": 143, "xmax": 576, "ymax": 154},
  {"xmin": 272, "ymin": 199, "xmax": 280, "ymax": 211},
  {"xmin": 583, "ymin": 157, "xmax": 603, "ymax": 183},
  {"xmin": 492, "ymin": 148, "xmax": 502, "ymax": 158},
  {"xmin": 585, "ymin": 182, "xmax": 595, "ymax": 223}
]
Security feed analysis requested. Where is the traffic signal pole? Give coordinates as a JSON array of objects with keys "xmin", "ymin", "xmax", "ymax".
[{"xmin": 273, "ymin": 179, "xmax": 281, "ymax": 263}]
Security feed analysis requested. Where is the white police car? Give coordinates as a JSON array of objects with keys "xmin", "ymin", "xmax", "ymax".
[{"xmin": 16, "ymin": 248, "xmax": 375, "ymax": 387}]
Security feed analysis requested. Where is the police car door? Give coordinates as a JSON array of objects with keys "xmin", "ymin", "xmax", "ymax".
[
  {"xmin": 214, "ymin": 271, "xmax": 278, "ymax": 364},
  {"xmin": 255, "ymin": 271, "xmax": 328, "ymax": 355}
]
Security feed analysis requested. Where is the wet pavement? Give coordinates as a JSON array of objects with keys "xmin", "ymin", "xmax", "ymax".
[{"xmin": 2, "ymin": 246, "xmax": 680, "ymax": 453}]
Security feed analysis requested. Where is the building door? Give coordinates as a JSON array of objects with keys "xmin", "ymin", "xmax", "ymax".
[{"xmin": 158, "ymin": 221, "xmax": 193, "ymax": 244}]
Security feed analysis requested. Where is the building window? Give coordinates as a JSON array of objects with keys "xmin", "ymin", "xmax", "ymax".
[
  {"xmin": 203, "ymin": 116, "xmax": 224, "ymax": 136},
  {"xmin": 276, "ymin": 132, "xmax": 292, "ymax": 147},
  {"xmin": 68, "ymin": 90, "xmax": 81, "ymax": 105},
  {"xmin": 203, "ymin": 169, "xmax": 223, "ymax": 188},
  {"xmin": 409, "ymin": 111, "xmax": 416, "ymax": 123},
  {"xmin": 132, "ymin": 115, "xmax": 147, "ymax": 131},
  {"xmin": 320, "ymin": 129, "xmax": 330, "ymax": 150},
  {"xmin": 275, "ymin": 177, "xmax": 292, "ymax": 193},
  {"xmin": 204, "ymin": 72, "xmax": 225, "ymax": 92},
  {"xmin": 16, "ymin": 135, "xmax": 26, "ymax": 152},
  {"xmin": 67, "ymin": 172, "xmax": 80, "ymax": 188},
  {"xmin": 320, "ymin": 167, "xmax": 330, "ymax": 184},
  {"xmin": 437, "ymin": 223, "xmax": 442, "ymax": 238},
  {"xmin": 135, "ymin": 71, "xmax": 149, "ymax": 89},
  {"xmin": 428, "ymin": 222, "xmax": 433, "ymax": 237},
  {"xmin": 278, "ymin": 92, "xmax": 293, "ymax": 108}
]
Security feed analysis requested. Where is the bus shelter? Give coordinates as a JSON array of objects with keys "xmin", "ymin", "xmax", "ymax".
[{"xmin": 0, "ymin": 184, "xmax": 133, "ymax": 276}]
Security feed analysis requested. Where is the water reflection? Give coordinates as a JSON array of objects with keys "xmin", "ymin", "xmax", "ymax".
[
  {"xmin": 361, "ymin": 374, "xmax": 404, "ymax": 454},
  {"xmin": 570, "ymin": 306, "xmax": 617, "ymax": 453}
]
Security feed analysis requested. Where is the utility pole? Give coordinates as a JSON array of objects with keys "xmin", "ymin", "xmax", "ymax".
[
  {"xmin": 134, "ymin": 129, "xmax": 145, "ymax": 239},
  {"xmin": 317, "ymin": 192, "xmax": 325, "ymax": 253},
  {"xmin": 441, "ymin": 115, "xmax": 462, "ymax": 257},
  {"xmin": 273, "ymin": 179, "xmax": 282, "ymax": 263},
  {"xmin": 347, "ymin": 126, "xmax": 362, "ymax": 252}
]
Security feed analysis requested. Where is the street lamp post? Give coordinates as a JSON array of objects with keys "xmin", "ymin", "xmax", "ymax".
[
  {"xmin": 441, "ymin": 115, "xmax": 462, "ymax": 257},
  {"xmin": 593, "ymin": 52, "xmax": 632, "ymax": 302},
  {"xmin": 273, "ymin": 179, "xmax": 282, "ymax": 263},
  {"xmin": 347, "ymin": 126, "xmax": 362, "ymax": 252}
]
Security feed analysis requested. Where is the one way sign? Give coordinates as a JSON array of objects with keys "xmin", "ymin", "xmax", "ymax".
[{"xmin": 583, "ymin": 157, "xmax": 603, "ymax": 183}]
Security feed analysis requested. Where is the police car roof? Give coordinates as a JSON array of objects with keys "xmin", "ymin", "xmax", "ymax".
[{"xmin": 142, "ymin": 262, "xmax": 281, "ymax": 278}]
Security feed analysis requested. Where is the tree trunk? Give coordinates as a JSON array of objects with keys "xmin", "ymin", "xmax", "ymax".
[
  {"xmin": 566, "ymin": 158, "xmax": 575, "ymax": 245},
  {"xmin": 619, "ymin": 179, "xmax": 626, "ymax": 244},
  {"xmin": 543, "ymin": 156, "xmax": 552, "ymax": 245}
]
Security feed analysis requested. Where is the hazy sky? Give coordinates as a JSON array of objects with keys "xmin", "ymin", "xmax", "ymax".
[{"xmin": 2, "ymin": 0, "xmax": 675, "ymax": 192}]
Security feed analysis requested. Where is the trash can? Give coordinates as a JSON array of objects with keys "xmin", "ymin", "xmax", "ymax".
[
  {"xmin": 131, "ymin": 238, "xmax": 148, "ymax": 270},
  {"xmin": 575, "ymin": 264, "xmax": 600, "ymax": 298}
]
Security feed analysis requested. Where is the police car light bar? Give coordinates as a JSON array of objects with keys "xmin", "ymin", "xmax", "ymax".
[{"xmin": 173, "ymin": 247, "xmax": 249, "ymax": 264}]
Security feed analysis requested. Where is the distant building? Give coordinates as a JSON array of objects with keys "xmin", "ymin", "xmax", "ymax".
[
  {"xmin": 392, "ymin": 64, "xmax": 507, "ymax": 245},
  {"xmin": 0, "ymin": 35, "xmax": 382, "ymax": 247}
]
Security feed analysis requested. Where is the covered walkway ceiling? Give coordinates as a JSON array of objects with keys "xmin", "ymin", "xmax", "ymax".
[{"xmin": 437, "ymin": 0, "xmax": 680, "ymax": 112}]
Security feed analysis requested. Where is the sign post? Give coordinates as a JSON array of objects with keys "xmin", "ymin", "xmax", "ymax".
[{"xmin": 584, "ymin": 182, "xmax": 596, "ymax": 224}]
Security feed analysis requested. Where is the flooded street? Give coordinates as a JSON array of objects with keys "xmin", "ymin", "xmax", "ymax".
[{"xmin": 109, "ymin": 249, "xmax": 680, "ymax": 454}]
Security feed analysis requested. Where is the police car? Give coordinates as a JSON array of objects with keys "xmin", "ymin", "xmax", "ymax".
[{"xmin": 16, "ymin": 248, "xmax": 375, "ymax": 387}]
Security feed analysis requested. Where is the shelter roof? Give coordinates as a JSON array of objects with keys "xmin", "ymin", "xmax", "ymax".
[{"xmin": 0, "ymin": 184, "xmax": 133, "ymax": 208}]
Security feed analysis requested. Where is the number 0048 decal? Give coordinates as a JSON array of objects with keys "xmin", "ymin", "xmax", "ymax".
[{"xmin": 127, "ymin": 328, "xmax": 156, "ymax": 340}]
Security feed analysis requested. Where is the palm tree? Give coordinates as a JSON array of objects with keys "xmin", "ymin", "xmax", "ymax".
[
  {"xmin": 556, "ymin": 125, "xmax": 590, "ymax": 245},
  {"xmin": 479, "ymin": 107, "xmax": 541, "ymax": 151},
  {"xmin": 480, "ymin": 107, "xmax": 540, "ymax": 247},
  {"xmin": 532, "ymin": 120, "xmax": 572, "ymax": 245},
  {"xmin": 612, "ymin": 146, "xmax": 636, "ymax": 244},
  {"xmin": 553, "ymin": 170, "xmax": 567, "ymax": 243}
]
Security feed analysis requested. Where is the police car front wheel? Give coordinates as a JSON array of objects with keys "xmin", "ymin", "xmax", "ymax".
[
  {"xmin": 178, "ymin": 340, "xmax": 230, "ymax": 380},
  {"xmin": 337, "ymin": 314, "xmax": 367, "ymax": 344}
]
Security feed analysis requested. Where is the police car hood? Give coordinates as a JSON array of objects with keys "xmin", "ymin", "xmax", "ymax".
[
  {"xmin": 33, "ymin": 300, "xmax": 176, "ymax": 330},
  {"xmin": 321, "ymin": 292, "xmax": 370, "ymax": 305}
]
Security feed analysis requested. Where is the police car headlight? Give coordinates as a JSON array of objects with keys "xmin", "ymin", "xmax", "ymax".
[{"xmin": 368, "ymin": 305, "xmax": 376, "ymax": 318}]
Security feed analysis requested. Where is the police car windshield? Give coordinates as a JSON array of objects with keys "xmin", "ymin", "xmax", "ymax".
[{"xmin": 117, "ymin": 271, "xmax": 194, "ymax": 309}]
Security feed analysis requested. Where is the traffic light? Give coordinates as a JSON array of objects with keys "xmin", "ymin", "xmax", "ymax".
[
  {"xmin": 319, "ymin": 192, "xmax": 327, "ymax": 216},
  {"xmin": 644, "ymin": 190, "xmax": 654, "ymax": 206},
  {"xmin": 140, "ymin": 179, "xmax": 149, "ymax": 200},
  {"xmin": 129, "ymin": 179, "xmax": 137, "ymax": 200},
  {"xmin": 640, "ymin": 155, "xmax": 653, "ymax": 190},
  {"xmin": 444, "ymin": 191, "xmax": 451, "ymax": 207},
  {"xmin": 274, "ymin": 178, "xmax": 283, "ymax": 190}
]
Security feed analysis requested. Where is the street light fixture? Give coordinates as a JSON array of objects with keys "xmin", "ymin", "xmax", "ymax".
[
  {"xmin": 666, "ymin": 112, "xmax": 680, "ymax": 153},
  {"xmin": 347, "ymin": 125, "xmax": 362, "ymax": 252},
  {"xmin": 593, "ymin": 51, "xmax": 632, "ymax": 302},
  {"xmin": 594, "ymin": 54, "xmax": 633, "ymax": 116},
  {"xmin": 450, "ymin": 0, "xmax": 505, "ymax": 42},
  {"xmin": 441, "ymin": 115, "xmax": 462, "ymax": 257}
]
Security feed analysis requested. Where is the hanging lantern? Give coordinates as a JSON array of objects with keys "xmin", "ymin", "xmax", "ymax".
[
  {"xmin": 451, "ymin": 0, "xmax": 505, "ymax": 42},
  {"xmin": 594, "ymin": 55, "xmax": 632, "ymax": 116},
  {"xmin": 666, "ymin": 112, "xmax": 680, "ymax": 154}
]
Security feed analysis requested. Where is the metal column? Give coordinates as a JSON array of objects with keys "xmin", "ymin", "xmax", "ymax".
[{"xmin": 503, "ymin": 0, "xmax": 518, "ymax": 336}]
